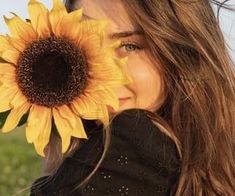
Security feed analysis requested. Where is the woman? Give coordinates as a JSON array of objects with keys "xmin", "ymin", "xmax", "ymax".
[{"xmin": 30, "ymin": 0, "xmax": 235, "ymax": 195}]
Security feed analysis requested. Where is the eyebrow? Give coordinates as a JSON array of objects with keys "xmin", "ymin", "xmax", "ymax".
[
  {"xmin": 82, "ymin": 14, "xmax": 144, "ymax": 39},
  {"xmin": 108, "ymin": 30, "xmax": 144, "ymax": 39}
]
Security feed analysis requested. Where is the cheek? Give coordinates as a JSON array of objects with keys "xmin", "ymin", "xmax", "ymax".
[{"xmin": 128, "ymin": 56, "xmax": 163, "ymax": 109}]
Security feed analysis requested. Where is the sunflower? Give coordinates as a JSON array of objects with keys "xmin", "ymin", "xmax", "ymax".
[{"xmin": 0, "ymin": 0, "xmax": 132, "ymax": 156}]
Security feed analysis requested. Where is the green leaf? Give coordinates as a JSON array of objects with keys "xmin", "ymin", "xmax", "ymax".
[
  {"xmin": 0, "ymin": 110, "xmax": 10, "ymax": 129},
  {"xmin": 17, "ymin": 112, "xmax": 29, "ymax": 127}
]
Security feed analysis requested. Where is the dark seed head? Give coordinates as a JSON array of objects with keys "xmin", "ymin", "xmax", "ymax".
[{"xmin": 16, "ymin": 36, "xmax": 89, "ymax": 107}]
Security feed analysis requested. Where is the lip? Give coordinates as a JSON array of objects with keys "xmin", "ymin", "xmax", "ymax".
[{"xmin": 118, "ymin": 97, "xmax": 131, "ymax": 100}]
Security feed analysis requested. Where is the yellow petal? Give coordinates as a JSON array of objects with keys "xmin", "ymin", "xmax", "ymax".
[
  {"xmin": 79, "ymin": 34, "xmax": 103, "ymax": 59},
  {"xmin": 71, "ymin": 116, "xmax": 87, "ymax": 138},
  {"xmin": 92, "ymin": 59, "xmax": 133, "ymax": 88},
  {"xmin": 57, "ymin": 105, "xmax": 77, "ymax": 128},
  {"xmin": 28, "ymin": 0, "xmax": 51, "ymax": 37},
  {"xmin": 2, "ymin": 102, "xmax": 30, "ymax": 133},
  {"xmin": 0, "ymin": 35, "xmax": 20, "ymax": 64},
  {"xmin": 0, "ymin": 86, "xmax": 18, "ymax": 112},
  {"xmin": 0, "ymin": 101, "xmax": 11, "ymax": 112},
  {"xmin": 65, "ymin": 19, "xmax": 108, "ymax": 46},
  {"xmin": 99, "ymin": 105, "xmax": 109, "ymax": 127},
  {"xmin": 0, "ymin": 35, "xmax": 23, "ymax": 53},
  {"xmin": 86, "ymin": 41, "xmax": 121, "ymax": 66},
  {"xmin": 0, "ymin": 63, "xmax": 16, "ymax": 75},
  {"xmin": 25, "ymin": 105, "xmax": 51, "ymax": 143},
  {"xmin": 88, "ymin": 45, "xmax": 132, "ymax": 87},
  {"xmin": 78, "ymin": 19, "xmax": 108, "ymax": 38},
  {"xmin": 10, "ymin": 90, "xmax": 28, "ymax": 109},
  {"xmin": 84, "ymin": 80, "xmax": 106, "ymax": 93},
  {"xmin": 0, "ymin": 74, "xmax": 16, "ymax": 87},
  {"xmin": 0, "ymin": 50, "xmax": 19, "ymax": 65},
  {"xmin": 4, "ymin": 15, "xmax": 36, "ymax": 43},
  {"xmin": 114, "ymin": 57, "xmax": 134, "ymax": 84},
  {"xmin": 57, "ymin": 8, "xmax": 83, "ymax": 37},
  {"xmin": 56, "ymin": 105, "xmax": 87, "ymax": 139},
  {"xmin": 32, "ymin": 108, "xmax": 52, "ymax": 157},
  {"xmin": 89, "ymin": 87, "xmax": 119, "ymax": 111},
  {"xmin": 49, "ymin": 0, "xmax": 67, "ymax": 34},
  {"xmin": 6, "ymin": 36, "xmax": 26, "ymax": 52},
  {"xmin": 71, "ymin": 95, "xmax": 104, "ymax": 120},
  {"xmin": 52, "ymin": 107, "xmax": 72, "ymax": 153},
  {"xmin": 0, "ymin": 35, "xmax": 13, "ymax": 51}
]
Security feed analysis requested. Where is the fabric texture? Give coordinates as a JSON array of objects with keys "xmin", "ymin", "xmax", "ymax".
[{"xmin": 30, "ymin": 108, "xmax": 181, "ymax": 196}]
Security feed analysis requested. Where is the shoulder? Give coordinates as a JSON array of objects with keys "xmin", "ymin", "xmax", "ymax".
[
  {"xmin": 30, "ymin": 109, "xmax": 181, "ymax": 196},
  {"xmin": 108, "ymin": 108, "xmax": 181, "ymax": 174},
  {"xmin": 111, "ymin": 108, "xmax": 180, "ymax": 163}
]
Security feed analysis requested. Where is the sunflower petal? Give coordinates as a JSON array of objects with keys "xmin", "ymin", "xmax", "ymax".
[
  {"xmin": 25, "ymin": 105, "xmax": 51, "ymax": 143},
  {"xmin": 0, "ymin": 101, "xmax": 11, "ymax": 112},
  {"xmin": 6, "ymin": 36, "xmax": 26, "ymax": 52},
  {"xmin": 84, "ymin": 80, "xmax": 106, "ymax": 93},
  {"xmin": 71, "ymin": 95, "xmax": 104, "ymax": 120},
  {"xmin": 3, "ymin": 15, "xmax": 36, "ymax": 42},
  {"xmin": 0, "ymin": 74, "xmax": 16, "ymax": 87},
  {"xmin": 52, "ymin": 107, "xmax": 71, "ymax": 153},
  {"xmin": 71, "ymin": 116, "xmax": 87, "ymax": 138},
  {"xmin": 0, "ymin": 35, "xmax": 23, "ymax": 64},
  {"xmin": 0, "ymin": 35, "xmax": 22, "ymax": 53},
  {"xmin": 0, "ymin": 50, "xmax": 19, "ymax": 65},
  {"xmin": 10, "ymin": 90, "xmax": 28, "ymax": 109},
  {"xmin": 79, "ymin": 34, "xmax": 103, "ymax": 59},
  {"xmin": 92, "ymin": 61, "xmax": 133, "ymax": 88},
  {"xmin": 65, "ymin": 19, "xmax": 108, "ymax": 45},
  {"xmin": 57, "ymin": 105, "xmax": 77, "ymax": 128},
  {"xmin": 56, "ymin": 105, "xmax": 88, "ymax": 139},
  {"xmin": 99, "ymin": 105, "xmax": 109, "ymax": 127},
  {"xmin": 32, "ymin": 108, "xmax": 52, "ymax": 157},
  {"xmin": 57, "ymin": 8, "xmax": 83, "ymax": 37},
  {"xmin": 28, "ymin": 0, "xmax": 51, "ymax": 37},
  {"xmin": 0, "ymin": 63, "xmax": 16, "ymax": 75},
  {"xmin": 114, "ymin": 57, "xmax": 134, "ymax": 84},
  {"xmin": 89, "ymin": 87, "xmax": 119, "ymax": 111},
  {"xmin": 49, "ymin": 0, "xmax": 67, "ymax": 34},
  {"xmin": 2, "ymin": 102, "xmax": 30, "ymax": 133},
  {"xmin": 0, "ymin": 86, "xmax": 18, "ymax": 112},
  {"xmin": 78, "ymin": 19, "xmax": 108, "ymax": 38}
]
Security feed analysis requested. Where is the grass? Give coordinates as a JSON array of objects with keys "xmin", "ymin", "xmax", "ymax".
[{"xmin": 0, "ymin": 126, "xmax": 41, "ymax": 196}]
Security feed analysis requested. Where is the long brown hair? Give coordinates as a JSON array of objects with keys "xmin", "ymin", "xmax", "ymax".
[{"xmin": 42, "ymin": 0, "xmax": 235, "ymax": 195}]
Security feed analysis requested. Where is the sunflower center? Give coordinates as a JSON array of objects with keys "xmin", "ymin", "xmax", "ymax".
[{"xmin": 16, "ymin": 36, "xmax": 89, "ymax": 107}]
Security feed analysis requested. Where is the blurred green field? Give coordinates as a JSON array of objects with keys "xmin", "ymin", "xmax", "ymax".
[{"xmin": 0, "ymin": 126, "xmax": 41, "ymax": 196}]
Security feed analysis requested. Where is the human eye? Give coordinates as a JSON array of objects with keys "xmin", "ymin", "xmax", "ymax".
[
  {"xmin": 119, "ymin": 41, "xmax": 143, "ymax": 52},
  {"xmin": 116, "ymin": 41, "xmax": 143, "ymax": 57}
]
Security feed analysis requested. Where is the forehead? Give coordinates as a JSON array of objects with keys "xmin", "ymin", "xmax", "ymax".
[{"xmin": 76, "ymin": 0, "xmax": 138, "ymax": 32}]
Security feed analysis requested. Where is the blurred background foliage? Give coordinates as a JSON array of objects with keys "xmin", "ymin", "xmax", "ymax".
[{"xmin": 0, "ymin": 126, "xmax": 41, "ymax": 196}]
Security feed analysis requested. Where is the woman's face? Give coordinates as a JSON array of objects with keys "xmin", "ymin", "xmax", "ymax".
[{"xmin": 76, "ymin": 0, "xmax": 165, "ymax": 115}]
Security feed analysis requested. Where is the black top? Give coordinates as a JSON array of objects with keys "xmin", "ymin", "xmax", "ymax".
[{"xmin": 30, "ymin": 109, "xmax": 181, "ymax": 196}]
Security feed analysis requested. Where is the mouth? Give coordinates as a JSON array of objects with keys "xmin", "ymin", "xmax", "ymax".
[
  {"xmin": 118, "ymin": 97, "xmax": 131, "ymax": 100},
  {"xmin": 118, "ymin": 97, "xmax": 131, "ymax": 107},
  {"xmin": 108, "ymin": 97, "xmax": 131, "ymax": 113}
]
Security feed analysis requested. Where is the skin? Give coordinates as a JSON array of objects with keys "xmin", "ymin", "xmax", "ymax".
[{"xmin": 76, "ymin": 0, "xmax": 166, "ymax": 116}]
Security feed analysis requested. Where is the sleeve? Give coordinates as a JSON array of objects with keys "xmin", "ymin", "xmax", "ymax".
[{"xmin": 30, "ymin": 108, "xmax": 181, "ymax": 196}]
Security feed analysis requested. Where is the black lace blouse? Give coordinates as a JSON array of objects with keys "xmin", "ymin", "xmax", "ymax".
[{"xmin": 30, "ymin": 109, "xmax": 181, "ymax": 196}]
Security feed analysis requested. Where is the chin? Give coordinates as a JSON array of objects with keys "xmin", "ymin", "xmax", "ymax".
[
  {"xmin": 107, "ymin": 98, "xmax": 134, "ymax": 115},
  {"xmin": 108, "ymin": 105, "xmax": 133, "ymax": 116}
]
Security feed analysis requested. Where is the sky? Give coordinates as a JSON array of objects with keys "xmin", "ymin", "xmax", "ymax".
[{"xmin": 0, "ymin": 0, "xmax": 234, "ymax": 62}]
